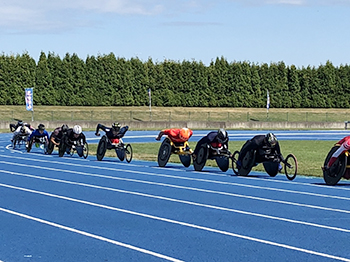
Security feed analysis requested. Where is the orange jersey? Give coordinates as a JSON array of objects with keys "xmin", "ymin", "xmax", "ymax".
[{"xmin": 163, "ymin": 128, "xmax": 193, "ymax": 143}]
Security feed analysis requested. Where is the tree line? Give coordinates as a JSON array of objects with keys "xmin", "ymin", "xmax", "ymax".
[{"xmin": 1, "ymin": 51, "xmax": 349, "ymax": 108}]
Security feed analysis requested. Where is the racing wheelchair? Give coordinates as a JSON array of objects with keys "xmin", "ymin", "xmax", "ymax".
[
  {"xmin": 12, "ymin": 134, "xmax": 28, "ymax": 149},
  {"xmin": 157, "ymin": 137, "xmax": 193, "ymax": 167},
  {"xmin": 323, "ymin": 145, "xmax": 350, "ymax": 186},
  {"xmin": 192, "ymin": 142, "xmax": 231, "ymax": 172},
  {"xmin": 96, "ymin": 135, "xmax": 132, "ymax": 163},
  {"xmin": 231, "ymin": 149, "xmax": 298, "ymax": 180},
  {"xmin": 26, "ymin": 137, "xmax": 49, "ymax": 154},
  {"xmin": 59, "ymin": 137, "xmax": 88, "ymax": 159}
]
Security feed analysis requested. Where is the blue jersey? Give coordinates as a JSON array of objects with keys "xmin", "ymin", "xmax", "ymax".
[{"xmin": 28, "ymin": 129, "xmax": 49, "ymax": 141}]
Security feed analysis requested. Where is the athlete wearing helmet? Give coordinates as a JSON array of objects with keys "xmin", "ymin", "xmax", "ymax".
[
  {"xmin": 95, "ymin": 122, "xmax": 129, "ymax": 145},
  {"xmin": 12, "ymin": 124, "xmax": 32, "ymax": 143},
  {"xmin": 156, "ymin": 127, "xmax": 193, "ymax": 143},
  {"xmin": 50, "ymin": 124, "xmax": 70, "ymax": 147},
  {"xmin": 26, "ymin": 123, "xmax": 49, "ymax": 152},
  {"xmin": 192, "ymin": 128, "xmax": 229, "ymax": 159},
  {"xmin": 236, "ymin": 132, "xmax": 284, "ymax": 169},
  {"xmin": 59, "ymin": 125, "xmax": 86, "ymax": 157}
]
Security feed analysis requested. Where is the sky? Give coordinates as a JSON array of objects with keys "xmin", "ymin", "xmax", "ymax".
[{"xmin": 1, "ymin": 0, "xmax": 350, "ymax": 68}]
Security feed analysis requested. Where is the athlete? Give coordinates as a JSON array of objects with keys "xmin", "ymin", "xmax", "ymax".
[
  {"xmin": 326, "ymin": 135, "xmax": 350, "ymax": 169},
  {"xmin": 237, "ymin": 132, "xmax": 285, "ymax": 169},
  {"xmin": 192, "ymin": 128, "xmax": 228, "ymax": 159},
  {"xmin": 60, "ymin": 125, "xmax": 86, "ymax": 157},
  {"xmin": 95, "ymin": 122, "xmax": 129, "ymax": 146},
  {"xmin": 156, "ymin": 127, "xmax": 193, "ymax": 144},
  {"xmin": 26, "ymin": 124, "xmax": 49, "ymax": 152}
]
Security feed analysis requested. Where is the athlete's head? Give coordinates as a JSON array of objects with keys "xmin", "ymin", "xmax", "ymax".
[
  {"xmin": 112, "ymin": 122, "xmax": 121, "ymax": 132},
  {"xmin": 179, "ymin": 128, "xmax": 191, "ymax": 141},
  {"xmin": 265, "ymin": 132, "xmax": 277, "ymax": 147},
  {"xmin": 217, "ymin": 128, "xmax": 227, "ymax": 143},
  {"xmin": 73, "ymin": 125, "xmax": 82, "ymax": 135}
]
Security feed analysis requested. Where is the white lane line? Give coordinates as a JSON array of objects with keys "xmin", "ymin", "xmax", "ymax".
[
  {"xmin": 1, "ymin": 156, "xmax": 350, "ymax": 202},
  {"xmin": 0, "ymin": 206, "xmax": 183, "ymax": 262},
  {"xmin": 1, "ymin": 163, "xmax": 350, "ymax": 216},
  {"xmin": 1, "ymin": 169, "xmax": 350, "ymax": 234},
  {"xmin": 0, "ymin": 183, "xmax": 349, "ymax": 262}
]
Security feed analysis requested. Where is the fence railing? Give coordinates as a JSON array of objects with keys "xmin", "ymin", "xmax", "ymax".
[{"xmin": 0, "ymin": 109, "xmax": 348, "ymax": 123}]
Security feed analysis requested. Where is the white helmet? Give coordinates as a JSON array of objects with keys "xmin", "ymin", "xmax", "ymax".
[{"xmin": 73, "ymin": 125, "xmax": 82, "ymax": 135}]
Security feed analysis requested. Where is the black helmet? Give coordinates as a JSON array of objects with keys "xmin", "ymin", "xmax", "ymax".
[
  {"xmin": 266, "ymin": 132, "xmax": 277, "ymax": 147},
  {"xmin": 217, "ymin": 128, "xmax": 227, "ymax": 143},
  {"xmin": 38, "ymin": 124, "xmax": 45, "ymax": 131},
  {"xmin": 61, "ymin": 124, "xmax": 69, "ymax": 132},
  {"xmin": 112, "ymin": 122, "xmax": 121, "ymax": 131}
]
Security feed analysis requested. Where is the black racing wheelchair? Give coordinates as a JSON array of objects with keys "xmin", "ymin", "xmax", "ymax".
[
  {"xmin": 231, "ymin": 149, "xmax": 297, "ymax": 180},
  {"xmin": 26, "ymin": 136, "xmax": 49, "ymax": 154},
  {"xmin": 12, "ymin": 134, "xmax": 28, "ymax": 150},
  {"xmin": 96, "ymin": 135, "xmax": 133, "ymax": 163},
  {"xmin": 322, "ymin": 145, "xmax": 350, "ymax": 186},
  {"xmin": 157, "ymin": 137, "xmax": 193, "ymax": 167},
  {"xmin": 192, "ymin": 142, "xmax": 231, "ymax": 172},
  {"xmin": 59, "ymin": 137, "xmax": 88, "ymax": 159}
]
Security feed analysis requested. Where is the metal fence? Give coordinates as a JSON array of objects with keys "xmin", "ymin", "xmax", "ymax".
[{"xmin": 0, "ymin": 109, "xmax": 349, "ymax": 123}]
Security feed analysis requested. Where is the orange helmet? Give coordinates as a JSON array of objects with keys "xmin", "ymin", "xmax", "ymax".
[{"xmin": 179, "ymin": 128, "xmax": 191, "ymax": 140}]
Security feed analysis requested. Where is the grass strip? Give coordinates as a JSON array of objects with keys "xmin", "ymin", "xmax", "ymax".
[{"xmin": 88, "ymin": 140, "xmax": 336, "ymax": 178}]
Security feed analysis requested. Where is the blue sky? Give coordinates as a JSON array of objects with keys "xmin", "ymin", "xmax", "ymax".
[{"xmin": 1, "ymin": 0, "xmax": 350, "ymax": 67}]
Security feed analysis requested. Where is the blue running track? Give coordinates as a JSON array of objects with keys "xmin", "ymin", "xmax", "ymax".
[{"xmin": 1, "ymin": 130, "xmax": 350, "ymax": 262}]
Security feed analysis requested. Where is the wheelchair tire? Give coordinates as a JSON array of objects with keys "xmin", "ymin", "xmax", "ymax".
[
  {"xmin": 97, "ymin": 136, "xmax": 107, "ymax": 161},
  {"xmin": 116, "ymin": 147, "xmax": 125, "ymax": 161},
  {"xmin": 12, "ymin": 139, "xmax": 17, "ymax": 149},
  {"xmin": 193, "ymin": 144, "xmax": 208, "ymax": 171},
  {"xmin": 238, "ymin": 150, "xmax": 255, "ymax": 176},
  {"xmin": 263, "ymin": 162, "xmax": 279, "ymax": 177},
  {"xmin": 47, "ymin": 140, "xmax": 55, "ymax": 155},
  {"xmin": 58, "ymin": 141, "xmax": 66, "ymax": 157},
  {"xmin": 216, "ymin": 156, "xmax": 229, "ymax": 172},
  {"xmin": 323, "ymin": 146, "xmax": 346, "ymax": 186},
  {"xmin": 285, "ymin": 154, "xmax": 298, "ymax": 181},
  {"xmin": 157, "ymin": 138, "xmax": 172, "ymax": 167},
  {"xmin": 179, "ymin": 154, "xmax": 191, "ymax": 167},
  {"xmin": 231, "ymin": 151, "xmax": 240, "ymax": 175},
  {"xmin": 83, "ymin": 142, "xmax": 89, "ymax": 159},
  {"xmin": 125, "ymin": 144, "xmax": 133, "ymax": 163}
]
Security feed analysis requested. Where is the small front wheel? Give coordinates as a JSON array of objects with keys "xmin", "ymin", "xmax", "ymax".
[
  {"xmin": 285, "ymin": 154, "xmax": 298, "ymax": 181},
  {"xmin": 83, "ymin": 142, "xmax": 89, "ymax": 159},
  {"xmin": 125, "ymin": 144, "xmax": 133, "ymax": 163}
]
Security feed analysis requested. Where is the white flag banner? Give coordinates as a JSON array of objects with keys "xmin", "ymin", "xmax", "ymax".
[{"xmin": 267, "ymin": 89, "xmax": 270, "ymax": 111}]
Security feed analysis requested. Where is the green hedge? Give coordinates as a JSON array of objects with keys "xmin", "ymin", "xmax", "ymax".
[{"xmin": 1, "ymin": 52, "xmax": 349, "ymax": 108}]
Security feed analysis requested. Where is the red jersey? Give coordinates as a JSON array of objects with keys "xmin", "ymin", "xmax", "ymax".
[{"xmin": 163, "ymin": 128, "xmax": 193, "ymax": 143}]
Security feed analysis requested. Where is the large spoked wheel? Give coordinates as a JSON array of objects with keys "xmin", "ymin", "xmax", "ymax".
[
  {"xmin": 59, "ymin": 141, "xmax": 66, "ymax": 157},
  {"xmin": 216, "ymin": 156, "xmax": 229, "ymax": 172},
  {"xmin": 157, "ymin": 138, "xmax": 172, "ymax": 167},
  {"xmin": 47, "ymin": 140, "xmax": 55, "ymax": 155},
  {"xmin": 125, "ymin": 144, "xmax": 133, "ymax": 163},
  {"xmin": 238, "ymin": 150, "xmax": 255, "ymax": 176},
  {"xmin": 231, "ymin": 151, "xmax": 240, "ymax": 175},
  {"xmin": 193, "ymin": 144, "xmax": 208, "ymax": 171},
  {"xmin": 97, "ymin": 136, "xmax": 107, "ymax": 161},
  {"xmin": 323, "ymin": 146, "xmax": 346, "ymax": 186},
  {"xmin": 285, "ymin": 154, "xmax": 298, "ymax": 181},
  {"xmin": 83, "ymin": 142, "xmax": 89, "ymax": 159},
  {"xmin": 263, "ymin": 162, "xmax": 279, "ymax": 177},
  {"xmin": 179, "ymin": 154, "xmax": 191, "ymax": 167}
]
